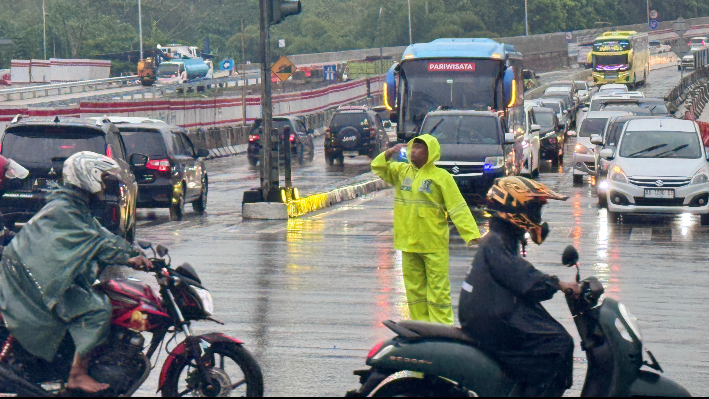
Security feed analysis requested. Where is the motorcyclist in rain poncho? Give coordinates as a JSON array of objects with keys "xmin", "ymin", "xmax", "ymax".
[
  {"xmin": 459, "ymin": 176, "xmax": 581, "ymax": 397},
  {"xmin": 0, "ymin": 151, "xmax": 152, "ymax": 393}
]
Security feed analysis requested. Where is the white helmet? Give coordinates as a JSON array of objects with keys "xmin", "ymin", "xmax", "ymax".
[{"xmin": 63, "ymin": 151, "xmax": 121, "ymax": 194}]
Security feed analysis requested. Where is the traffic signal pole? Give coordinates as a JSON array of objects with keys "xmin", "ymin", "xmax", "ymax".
[{"xmin": 259, "ymin": 0, "xmax": 279, "ymax": 202}]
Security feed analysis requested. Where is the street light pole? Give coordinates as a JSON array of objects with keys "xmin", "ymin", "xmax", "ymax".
[
  {"xmin": 525, "ymin": 0, "xmax": 529, "ymax": 36},
  {"xmin": 647, "ymin": 0, "xmax": 650, "ymax": 26},
  {"xmin": 379, "ymin": 7, "xmax": 384, "ymax": 75},
  {"xmin": 407, "ymin": 0, "xmax": 413, "ymax": 45},
  {"xmin": 138, "ymin": 0, "xmax": 144, "ymax": 60},
  {"xmin": 42, "ymin": 0, "xmax": 47, "ymax": 60}
]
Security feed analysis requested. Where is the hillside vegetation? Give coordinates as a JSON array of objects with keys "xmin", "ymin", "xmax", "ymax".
[{"xmin": 1, "ymin": 0, "xmax": 707, "ymax": 72}]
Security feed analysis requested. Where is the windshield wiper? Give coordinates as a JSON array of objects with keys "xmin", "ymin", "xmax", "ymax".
[
  {"xmin": 426, "ymin": 119, "xmax": 444, "ymax": 137},
  {"xmin": 627, "ymin": 144, "xmax": 667, "ymax": 158},
  {"xmin": 656, "ymin": 144, "xmax": 689, "ymax": 158}
]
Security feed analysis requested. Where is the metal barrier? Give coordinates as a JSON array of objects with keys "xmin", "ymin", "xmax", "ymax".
[
  {"xmin": 665, "ymin": 66, "xmax": 709, "ymax": 108},
  {"xmin": 0, "ymin": 75, "xmax": 139, "ymax": 102}
]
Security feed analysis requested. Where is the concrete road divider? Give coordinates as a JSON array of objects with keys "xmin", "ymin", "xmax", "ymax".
[{"xmin": 243, "ymin": 177, "xmax": 391, "ymax": 220}]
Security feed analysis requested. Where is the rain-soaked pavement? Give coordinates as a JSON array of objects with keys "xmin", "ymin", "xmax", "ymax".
[{"xmin": 129, "ymin": 65, "xmax": 706, "ymax": 396}]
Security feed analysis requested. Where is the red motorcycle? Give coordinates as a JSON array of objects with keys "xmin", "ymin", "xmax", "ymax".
[{"xmin": 0, "ymin": 242, "xmax": 263, "ymax": 397}]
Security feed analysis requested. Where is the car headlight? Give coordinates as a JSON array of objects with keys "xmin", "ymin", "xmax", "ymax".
[
  {"xmin": 190, "ymin": 286, "xmax": 214, "ymax": 316},
  {"xmin": 691, "ymin": 166, "xmax": 709, "ymax": 185},
  {"xmin": 609, "ymin": 165, "xmax": 628, "ymax": 184},
  {"xmin": 575, "ymin": 144, "xmax": 590, "ymax": 154},
  {"xmin": 484, "ymin": 156, "xmax": 505, "ymax": 170},
  {"xmin": 618, "ymin": 303, "xmax": 642, "ymax": 341}
]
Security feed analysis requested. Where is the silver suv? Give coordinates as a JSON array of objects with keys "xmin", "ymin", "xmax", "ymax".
[{"xmin": 602, "ymin": 118, "xmax": 709, "ymax": 224}]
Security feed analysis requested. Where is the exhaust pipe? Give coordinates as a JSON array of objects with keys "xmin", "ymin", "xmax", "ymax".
[{"xmin": 0, "ymin": 364, "xmax": 50, "ymax": 397}]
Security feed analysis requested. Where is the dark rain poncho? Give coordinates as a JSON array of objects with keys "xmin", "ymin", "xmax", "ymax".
[
  {"xmin": 0, "ymin": 186, "xmax": 139, "ymax": 362},
  {"xmin": 459, "ymin": 217, "xmax": 574, "ymax": 394}
]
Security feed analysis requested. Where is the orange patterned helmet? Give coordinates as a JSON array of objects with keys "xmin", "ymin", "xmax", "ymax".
[{"xmin": 486, "ymin": 176, "xmax": 569, "ymax": 244}]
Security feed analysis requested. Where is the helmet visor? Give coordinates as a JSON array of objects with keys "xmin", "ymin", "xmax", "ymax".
[{"xmin": 6, "ymin": 160, "xmax": 29, "ymax": 180}]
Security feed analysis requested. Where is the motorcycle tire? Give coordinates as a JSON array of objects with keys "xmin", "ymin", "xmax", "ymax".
[
  {"xmin": 372, "ymin": 378, "xmax": 452, "ymax": 397},
  {"xmin": 161, "ymin": 342, "xmax": 264, "ymax": 397}
]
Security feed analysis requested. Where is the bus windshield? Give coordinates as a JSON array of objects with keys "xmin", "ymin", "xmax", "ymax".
[
  {"xmin": 400, "ymin": 59, "xmax": 501, "ymax": 132},
  {"xmin": 594, "ymin": 54, "xmax": 629, "ymax": 69}
]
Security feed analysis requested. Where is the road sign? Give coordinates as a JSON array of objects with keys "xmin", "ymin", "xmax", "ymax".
[
  {"xmin": 271, "ymin": 56, "xmax": 297, "ymax": 82},
  {"xmin": 565, "ymin": 32, "xmax": 573, "ymax": 42},
  {"xmin": 278, "ymin": 39, "xmax": 286, "ymax": 48},
  {"xmin": 650, "ymin": 10, "xmax": 658, "ymax": 19},
  {"xmin": 568, "ymin": 43, "xmax": 579, "ymax": 57},
  {"xmin": 649, "ymin": 20, "xmax": 659, "ymax": 30},
  {"xmin": 323, "ymin": 65, "xmax": 337, "ymax": 82},
  {"xmin": 672, "ymin": 17, "xmax": 690, "ymax": 40}
]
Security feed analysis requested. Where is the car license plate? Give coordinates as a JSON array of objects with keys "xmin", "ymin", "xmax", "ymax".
[
  {"xmin": 33, "ymin": 179, "xmax": 60, "ymax": 190},
  {"xmin": 606, "ymin": 72, "xmax": 618, "ymax": 80},
  {"xmin": 344, "ymin": 151, "xmax": 358, "ymax": 156},
  {"xmin": 644, "ymin": 189, "xmax": 674, "ymax": 199}
]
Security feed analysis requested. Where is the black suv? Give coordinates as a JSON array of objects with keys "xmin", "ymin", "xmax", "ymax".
[
  {"xmin": 0, "ymin": 116, "xmax": 140, "ymax": 241},
  {"xmin": 418, "ymin": 110, "xmax": 515, "ymax": 205},
  {"xmin": 325, "ymin": 106, "xmax": 389, "ymax": 165},
  {"xmin": 247, "ymin": 117, "xmax": 315, "ymax": 166},
  {"xmin": 532, "ymin": 107, "xmax": 565, "ymax": 167},
  {"xmin": 116, "ymin": 123, "xmax": 209, "ymax": 221}
]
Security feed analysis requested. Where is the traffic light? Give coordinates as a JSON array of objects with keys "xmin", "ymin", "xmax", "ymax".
[{"xmin": 269, "ymin": 0, "xmax": 301, "ymax": 25}]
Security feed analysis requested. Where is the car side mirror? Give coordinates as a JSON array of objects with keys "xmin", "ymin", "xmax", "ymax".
[
  {"xmin": 196, "ymin": 148, "xmax": 210, "ymax": 158},
  {"xmin": 600, "ymin": 148, "xmax": 615, "ymax": 159},
  {"xmin": 590, "ymin": 135, "xmax": 603, "ymax": 145},
  {"xmin": 130, "ymin": 153, "xmax": 149, "ymax": 168},
  {"xmin": 582, "ymin": 107, "xmax": 590, "ymax": 112},
  {"xmin": 531, "ymin": 124, "xmax": 541, "ymax": 134},
  {"xmin": 384, "ymin": 121, "xmax": 392, "ymax": 128},
  {"xmin": 505, "ymin": 132, "xmax": 516, "ymax": 144},
  {"xmin": 389, "ymin": 112, "xmax": 398, "ymax": 124}
]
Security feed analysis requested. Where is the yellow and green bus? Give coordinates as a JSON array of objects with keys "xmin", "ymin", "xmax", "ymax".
[{"xmin": 588, "ymin": 31, "xmax": 650, "ymax": 87}]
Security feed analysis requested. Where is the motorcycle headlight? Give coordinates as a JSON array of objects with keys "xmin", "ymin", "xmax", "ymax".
[
  {"xmin": 190, "ymin": 286, "xmax": 214, "ymax": 316},
  {"xmin": 691, "ymin": 166, "xmax": 709, "ymax": 185},
  {"xmin": 484, "ymin": 156, "xmax": 505, "ymax": 170},
  {"xmin": 618, "ymin": 303, "xmax": 642, "ymax": 341},
  {"xmin": 575, "ymin": 144, "xmax": 590, "ymax": 154},
  {"xmin": 609, "ymin": 165, "xmax": 628, "ymax": 184}
]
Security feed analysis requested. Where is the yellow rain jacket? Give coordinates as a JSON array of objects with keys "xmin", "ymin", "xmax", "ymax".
[{"xmin": 372, "ymin": 134, "xmax": 481, "ymax": 252}]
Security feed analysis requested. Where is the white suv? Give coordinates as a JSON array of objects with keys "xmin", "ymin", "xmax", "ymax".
[{"xmin": 603, "ymin": 118, "xmax": 709, "ymax": 223}]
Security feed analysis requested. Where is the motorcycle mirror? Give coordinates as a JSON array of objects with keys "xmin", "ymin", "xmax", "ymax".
[
  {"xmin": 156, "ymin": 244, "xmax": 169, "ymax": 258},
  {"xmin": 562, "ymin": 245, "xmax": 579, "ymax": 266},
  {"xmin": 138, "ymin": 241, "xmax": 152, "ymax": 250}
]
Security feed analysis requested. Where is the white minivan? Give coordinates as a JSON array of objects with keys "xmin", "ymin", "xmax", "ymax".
[{"xmin": 603, "ymin": 118, "xmax": 709, "ymax": 223}]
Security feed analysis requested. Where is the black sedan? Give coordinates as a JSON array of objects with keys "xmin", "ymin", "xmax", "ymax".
[{"xmin": 247, "ymin": 117, "xmax": 315, "ymax": 166}]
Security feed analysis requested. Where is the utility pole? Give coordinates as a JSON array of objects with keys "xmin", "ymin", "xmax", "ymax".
[
  {"xmin": 407, "ymin": 0, "xmax": 413, "ymax": 45},
  {"xmin": 646, "ymin": 0, "xmax": 650, "ymax": 26},
  {"xmin": 379, "ymin": 7, "xmax": 384, "ymax": 75},
  {"xmin": 259, "ymin": 0, "xmax": 278, "ymax": 202},
  {"xmin": 524, "ymin": 0, "xmax": 529, "ymax": 36},
  {"xmin": 241, "ymin": 18, "xmax": 247, "ymax": 127},
  {"xmin": 42, "ymin": 0, "xmax": 47, "ymax": 60},
  {"xmin": 138, "ymin": 0, "xmax": 144, "ymax": 60}
]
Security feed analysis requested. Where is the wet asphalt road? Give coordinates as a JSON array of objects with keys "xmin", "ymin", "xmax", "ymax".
[{"xmin": 129, "ymin": 65, "xmax": 707, "ymax": 396}]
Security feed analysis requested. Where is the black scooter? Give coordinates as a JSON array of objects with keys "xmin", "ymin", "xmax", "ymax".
[{"xmin": 346, "ymin": 246, "xmax": 691, "ymax": 397}]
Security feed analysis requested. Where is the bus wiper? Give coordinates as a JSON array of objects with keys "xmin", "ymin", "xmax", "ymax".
[
  {"xmin": 656, "ymin": 144, "xmax": 689, "ymax": 158},
  {"xmin": 627, "ymin": 143, "xmax": 667, "ymax": 158}
]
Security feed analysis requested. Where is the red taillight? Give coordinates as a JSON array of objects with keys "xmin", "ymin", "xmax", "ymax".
[
  {"xmin": 146, "ymin": 159, "xmax": 170, "ymax": 173},
  {"xmin": 249, "ymin": 135, "xmax": 260, "ymax": 142},
  {"xmin": 111, "ymin": 206, "xmax": 119, "ymax": 223},
  {"xmin": 289, "ymin": 133, "xmax": 296, "ymax": 142},
  {"xmin": 548, "ymin": 137, "xmax": 557, "ymax": 144},
  {"xmin": 106, "ymin": 144, "xmax": 114, "ymax": 160},
  {"xmin": 367, "ymin": 341, "xmax": 385, "ymax": 360}
]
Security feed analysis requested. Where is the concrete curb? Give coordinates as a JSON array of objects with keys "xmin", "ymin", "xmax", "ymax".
[{"xmin": 287, "ymin": 178, "xmax": 391, "ymax": 218}]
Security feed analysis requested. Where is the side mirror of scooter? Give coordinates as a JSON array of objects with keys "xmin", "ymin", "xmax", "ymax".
[
  {"xmin": 562, "ymin": 245, "xmax": 579, "ymax": 267},
  {"xmin": 156, "ymin": 244, "xmax": 169, "ymax": 258},
  {"xmin": 138, "ymin": 241, "xmax": 152, "ymax": 250}
]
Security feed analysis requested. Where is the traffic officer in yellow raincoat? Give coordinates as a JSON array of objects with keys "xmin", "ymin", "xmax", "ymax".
[{"xmin": 372, "ymin": 134, "xmax": 481, "ymax": 325}]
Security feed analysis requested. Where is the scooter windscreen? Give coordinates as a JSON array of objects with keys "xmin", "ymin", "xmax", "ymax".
[{"xmin": 6, "ymin": 160, "xmax": 29, "ymax": 180}]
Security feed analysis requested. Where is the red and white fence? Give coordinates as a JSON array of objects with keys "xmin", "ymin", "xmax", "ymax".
[{"xmin": 0, "ymin": 76, "xmax": 384, "ymax": 132}]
